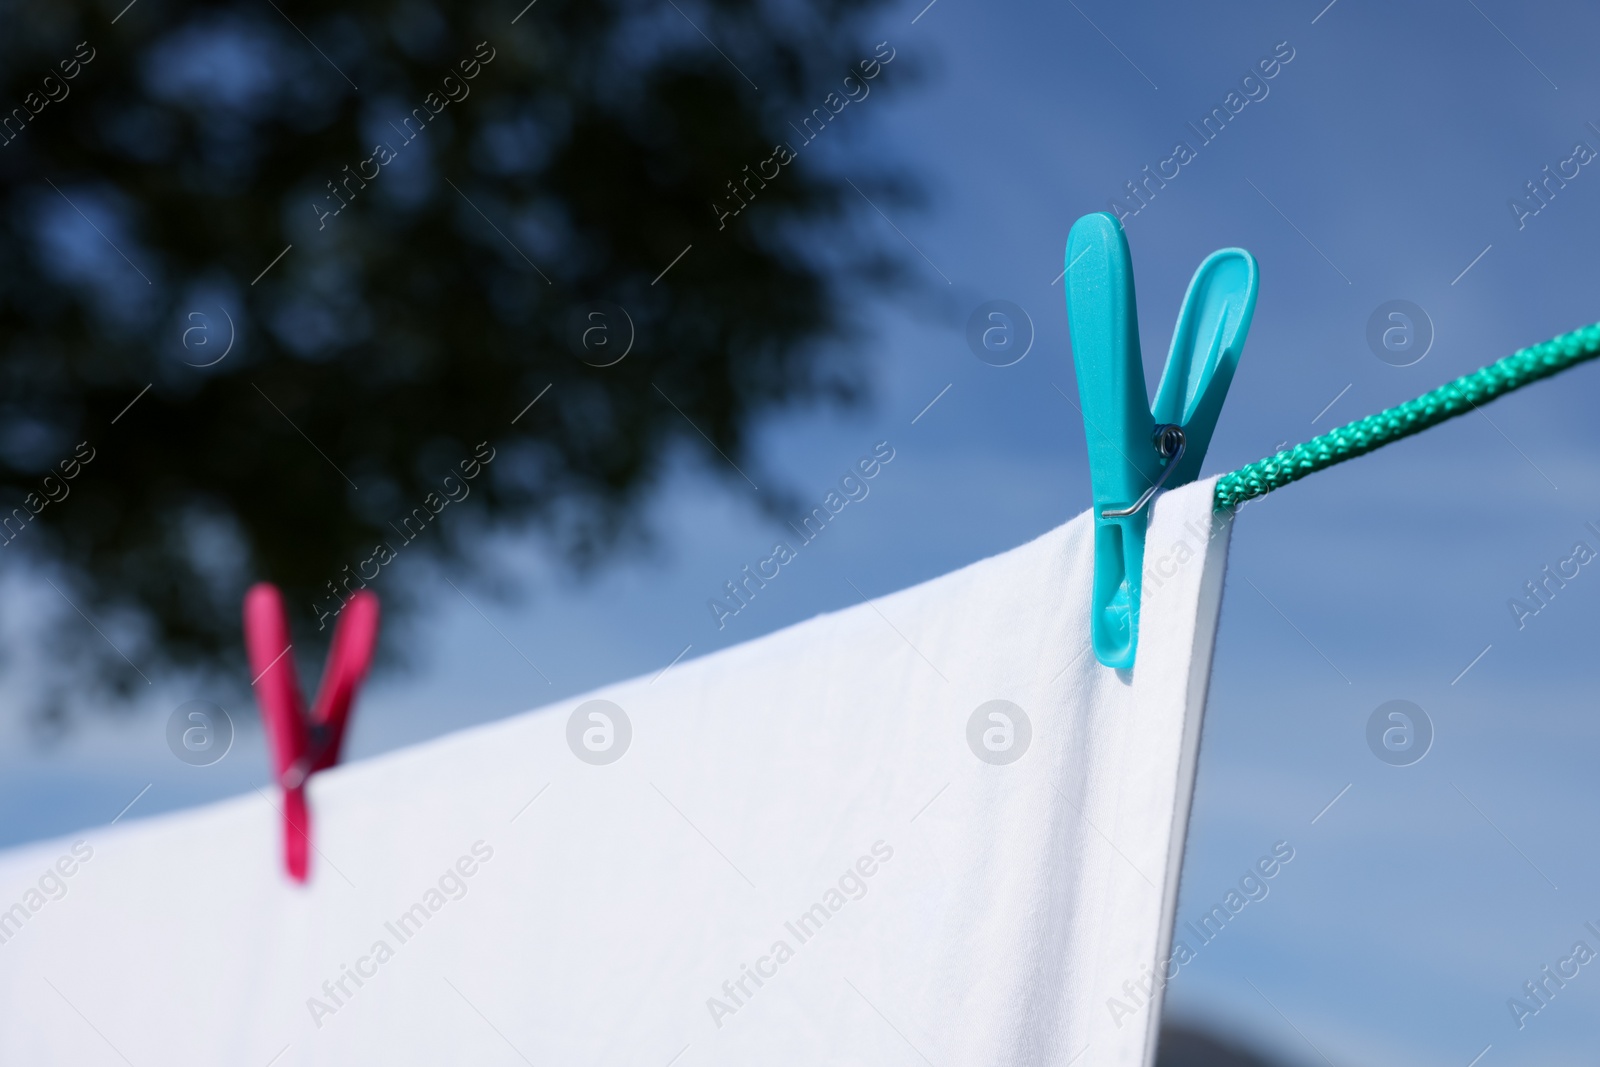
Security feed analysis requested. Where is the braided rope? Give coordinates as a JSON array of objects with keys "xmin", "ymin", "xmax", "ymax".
[{"xmin": 1213, "ymin": 321, "xmax": 1600, "ymax": 512}]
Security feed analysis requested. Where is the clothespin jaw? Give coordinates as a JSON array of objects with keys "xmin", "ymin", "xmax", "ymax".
[
  {"xmin": 1065, "ymin": 212, "xmax": 1257, "ymax": 669},
  {"xmin": 244, "ymin": 583, "xmax": 380, "ymax": 883}
]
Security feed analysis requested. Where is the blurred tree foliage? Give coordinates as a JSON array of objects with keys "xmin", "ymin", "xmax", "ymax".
[{"xmin": 0, "ymin": 0, "xmax": 911, "ymax": 723}]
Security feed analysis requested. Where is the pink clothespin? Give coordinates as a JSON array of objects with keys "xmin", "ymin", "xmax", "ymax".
[{"xmin": 244, "ymin": 583, "xmax": 379, "ymax": 884}]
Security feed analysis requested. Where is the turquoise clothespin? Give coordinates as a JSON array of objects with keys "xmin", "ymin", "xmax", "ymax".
[{"xmin": 1065, "ymin": 212, "xmax": 1258, "ymax": 669}]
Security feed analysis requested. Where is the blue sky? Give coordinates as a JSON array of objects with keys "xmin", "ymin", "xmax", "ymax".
[{"xmin": 5, "ymin": 0, "xmax": 1600, "ymax": 1063}]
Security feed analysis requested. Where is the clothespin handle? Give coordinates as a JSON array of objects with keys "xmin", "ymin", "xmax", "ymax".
[
  {"xmin": 306, "ymin": 591, "xmax": 379, "ymax": 774},
  {"xmin": 244, "ymin": 583, "xmax": 380, "ymax": 883},
  {"xmin": 1152, "ymin": 248, "xmax": 1258, "ymax": 486},
  {"xmin": 245, "ymin": 584, "xmax": 308, "ymax": 784},
  {"xmin": 1067, "ymin": 215, "xmax": 1161, "ymax": 668}
]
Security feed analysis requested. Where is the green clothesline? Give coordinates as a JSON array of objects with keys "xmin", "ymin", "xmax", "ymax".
[{"xmin": 1212, "ymin": 320, "xmax": 1600, "ymax": 512}]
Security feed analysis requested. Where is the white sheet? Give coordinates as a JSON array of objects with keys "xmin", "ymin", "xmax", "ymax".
[{"xmin": 0, "ymin": 478, "xmax": 1232, "ymax": 1066}]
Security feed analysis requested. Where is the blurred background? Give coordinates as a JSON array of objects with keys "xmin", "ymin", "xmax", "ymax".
[{"xmin": 2, "ymin": 0, "xmax": 1599, "ymax": 1063}]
